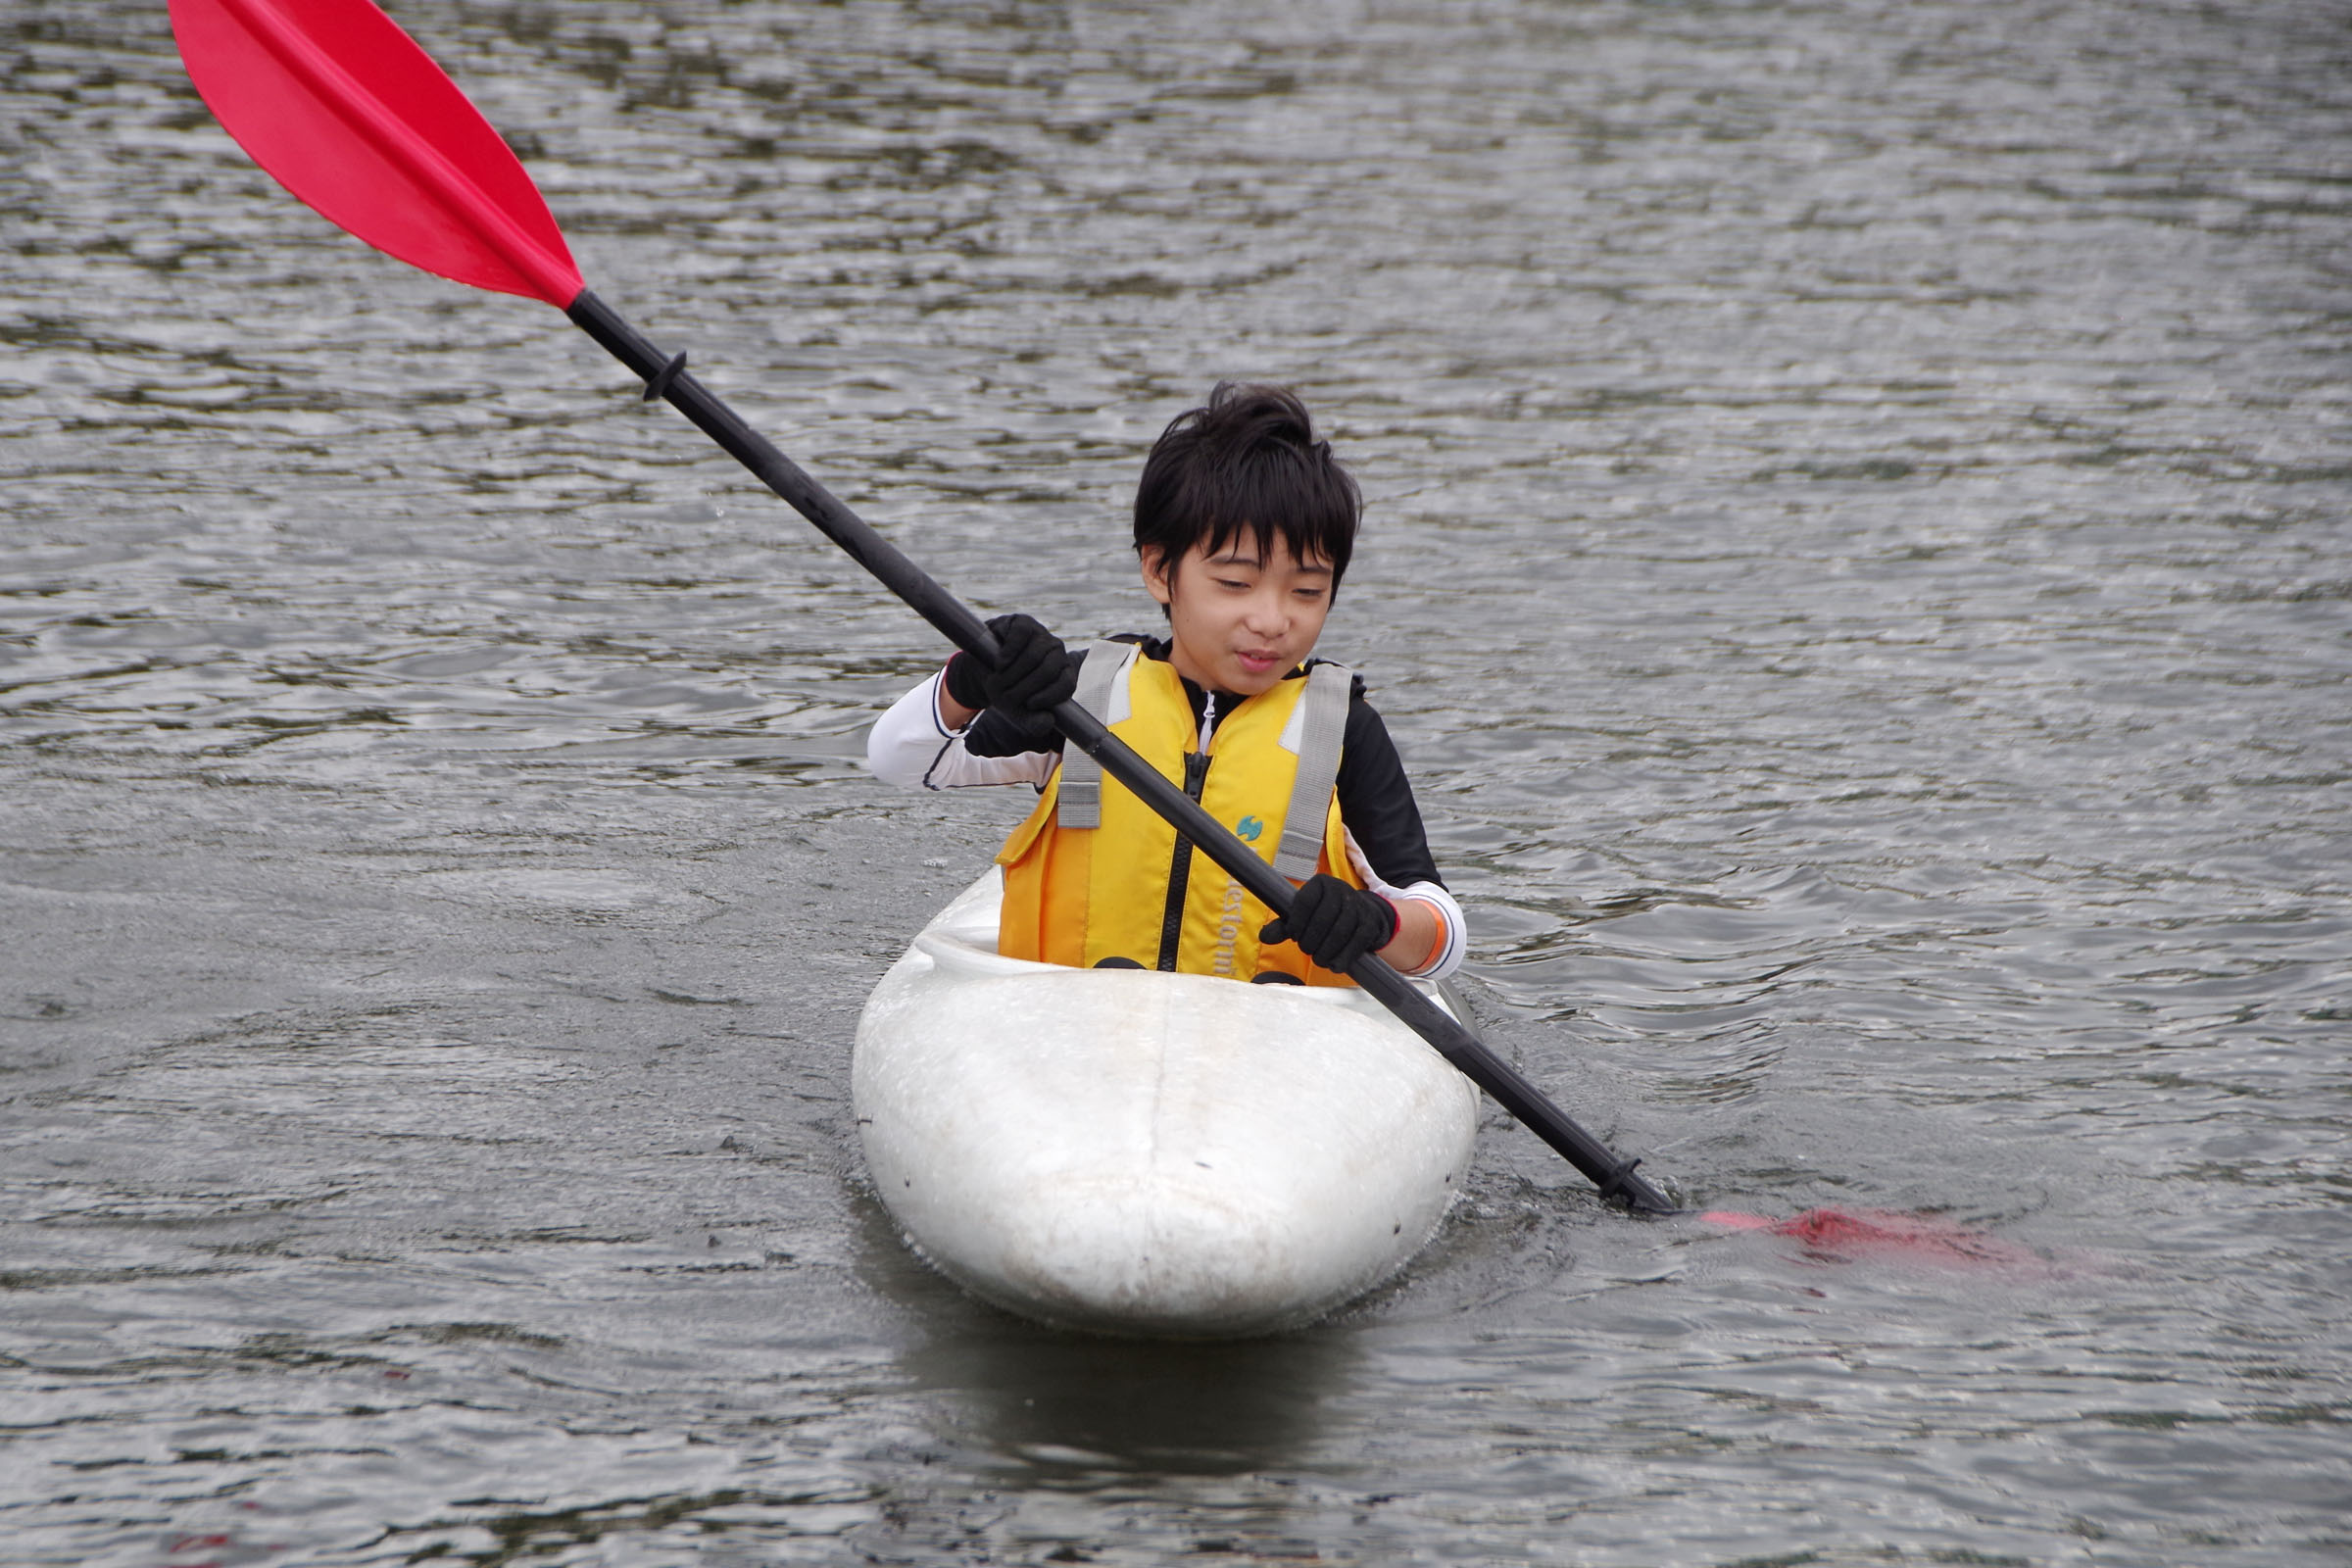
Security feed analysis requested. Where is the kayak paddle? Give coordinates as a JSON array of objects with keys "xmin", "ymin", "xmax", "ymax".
[{"xmin": 170, "ymin": 0, "xmax": 1680, "ymax": 1216}]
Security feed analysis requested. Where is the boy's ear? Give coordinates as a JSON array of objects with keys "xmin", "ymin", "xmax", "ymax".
[{"xmin": 1139, "ymin": 545, "xmax": 1174, "ymax": 607}]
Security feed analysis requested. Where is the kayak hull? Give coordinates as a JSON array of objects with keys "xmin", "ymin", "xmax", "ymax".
[{"xmin": 853, "ymin": 872, "xmax": 1479, "ymax": 1338}]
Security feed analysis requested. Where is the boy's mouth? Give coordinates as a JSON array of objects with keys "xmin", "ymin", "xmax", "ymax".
[{"xmin": 1235, "ymin": 649, "xmax": 1281, "ymax": 674}]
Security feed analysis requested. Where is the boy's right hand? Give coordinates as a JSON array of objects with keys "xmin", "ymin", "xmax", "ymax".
[
  {"xmin": 979, "ymin": 613, "xmax": 1078, "ymax": 714},
  {"xmin": 944, "ymin": 613, "xmax": 1076, "ymax": 744}
]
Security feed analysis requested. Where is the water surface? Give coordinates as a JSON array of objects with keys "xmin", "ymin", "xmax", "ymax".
[{"xmin": 4, "ymin": 0, "xmax": 2349, "ymax": 1563}]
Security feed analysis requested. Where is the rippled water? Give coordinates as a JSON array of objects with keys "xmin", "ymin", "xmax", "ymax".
[{"xmin": 6, "ymin": 0, "xmax": 2349, "ymax": 1562}]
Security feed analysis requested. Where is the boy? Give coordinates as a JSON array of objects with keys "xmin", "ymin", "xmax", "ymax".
[{"xmin": 865, "ymin": 382, "xmax": 1465, "ymax": 985}]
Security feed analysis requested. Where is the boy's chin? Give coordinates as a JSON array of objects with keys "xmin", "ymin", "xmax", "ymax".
[{"xmin": 1221, "ymin": 664, "xmax": 1289, "ymax": 696}]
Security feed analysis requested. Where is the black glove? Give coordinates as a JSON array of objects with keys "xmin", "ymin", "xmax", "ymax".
[
  {"xmin": 944, "ymin": 613, "xmax": 1077, "ymax": 747},
  {"xmin": 1260, "ymin": 874, "xmax": 1397, "ymax": 975}
]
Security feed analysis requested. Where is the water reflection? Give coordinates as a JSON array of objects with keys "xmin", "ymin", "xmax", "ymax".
[
  {"xmin": 854, "ymin": 1194, "xmax": 1357, "ymax": 1476},
  {"xmin": 910, "ymin": 1322, "xmax": 1359, "ymax": 1478}
]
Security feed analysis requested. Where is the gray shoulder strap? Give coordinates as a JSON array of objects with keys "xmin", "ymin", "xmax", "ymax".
[
  {"xmin": 1273, "ymin": 662, "xmax": 1351, "ymax": 878},
  {"xmin": 1054, "ymin": 641, "xmax": 1133, "ymax": 830}
]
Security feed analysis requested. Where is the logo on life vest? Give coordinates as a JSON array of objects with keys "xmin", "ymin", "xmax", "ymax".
[
  {"xmin": 1235, "ymin": 814, "xmax": 1264, "ymax": 842},
  {"xmin": 1212, "ymin": 879, "xmax": 1246, "ymax": 976}
]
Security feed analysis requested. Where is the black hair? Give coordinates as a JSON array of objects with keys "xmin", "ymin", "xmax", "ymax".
[{"xmin": 1133, "ymin": 382, "xmax": 1361, "ymax": 595}]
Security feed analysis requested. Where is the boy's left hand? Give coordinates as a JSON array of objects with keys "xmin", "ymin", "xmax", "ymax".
[{"xmin": 1260, "ymin": 875, "xmax": 1397, "ymax": 975}]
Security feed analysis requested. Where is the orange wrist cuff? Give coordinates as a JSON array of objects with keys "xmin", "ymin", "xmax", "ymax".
[{"xmin": 1396, "ymin": 898, "xmax": 1446, "ymax": 975}]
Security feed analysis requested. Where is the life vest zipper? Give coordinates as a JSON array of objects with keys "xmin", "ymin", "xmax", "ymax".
[{"xmin": 1156, "ymin": 748, "xmax": 1211, "ymax": 971}]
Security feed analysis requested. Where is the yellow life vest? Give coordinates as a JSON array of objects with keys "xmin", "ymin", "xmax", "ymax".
[{"xmin": 995, "ymin": 643, "xmax": 1363, "ymax": 985}]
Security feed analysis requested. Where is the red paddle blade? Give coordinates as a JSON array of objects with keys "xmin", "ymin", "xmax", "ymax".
[
  {"xmin": 1702, "ymin": 1207, "xmax": 2045, "ymax": 1269},
  {"xmin": 171, "ymin": 0, "xmax": 582, "ymax": 308}
]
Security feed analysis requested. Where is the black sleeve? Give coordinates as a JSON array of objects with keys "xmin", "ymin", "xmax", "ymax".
[{"xmin": 1335, "ymin": 689, "xmax": 1446, "ymax": 890}]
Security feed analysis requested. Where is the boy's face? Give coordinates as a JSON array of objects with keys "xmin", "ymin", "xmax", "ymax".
[{"xmin": 1141, "ymin": 533, "xmax": 1335, "ymax": 698}]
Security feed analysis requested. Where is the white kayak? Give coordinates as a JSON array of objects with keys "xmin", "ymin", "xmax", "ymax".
[{"xmin": 853, "ymin": 871, "xmax": 1480, "ymax": 1338}]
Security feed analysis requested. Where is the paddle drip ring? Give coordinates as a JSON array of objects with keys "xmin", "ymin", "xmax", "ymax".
[
  {"xmin": 643, "ymin": 350, "xmax": 689, "ymax": 403},
  {"xmin": 1595, "ymin": 1154, "xmax": 1644, "ymax": 1205}
]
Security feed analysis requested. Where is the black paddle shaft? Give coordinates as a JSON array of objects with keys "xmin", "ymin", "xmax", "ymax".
[{"xmin": 565, "ymin": 289, "xmax": 1678, "ymax": 1216}]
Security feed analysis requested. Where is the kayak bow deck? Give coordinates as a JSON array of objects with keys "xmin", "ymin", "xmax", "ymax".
[{"xmin": 855, "ymin": 872, "xmax": 1480, "ymax": 1338}]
